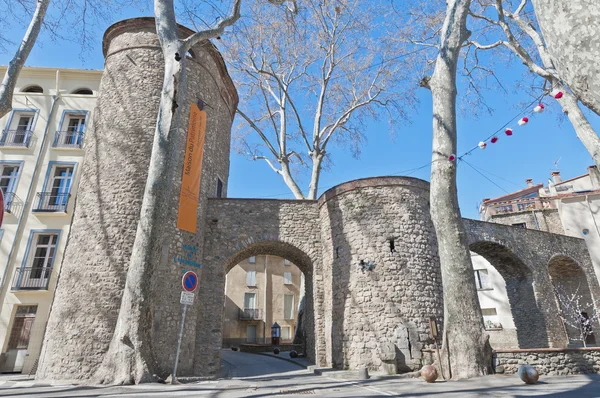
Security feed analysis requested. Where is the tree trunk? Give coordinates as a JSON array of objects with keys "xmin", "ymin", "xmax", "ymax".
[
  {"xmin": 531, "ymin": 0, "xmax": 600, "ymax": 115},
  {"xmin": 429, "ymin": 0, "xmax": 491, "ymax": 379},
  {"xmin": 280, "ymin": 159, "xmax": 306, "ymax": 199},
  {"xmin": 0, "ymin": 0, "xmax": 50, "ymax": 118},
  {"xmin": 93, "ymin": 46, "xmax": 185, "ymax": 383},
  {"xmin": 307, "ymin": 152, "xmax": 324, "ymax": 200},
  {"xmin": 555, "ymin": 81, "xmax": 600, "ymax": 170}
]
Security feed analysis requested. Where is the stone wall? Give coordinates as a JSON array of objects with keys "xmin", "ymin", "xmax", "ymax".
[
  {"xmin": 493, "ymin": 348, "xmax": 600, "ymax": 375},
  {"xmin": 464, "ymin": 219, "xmax": 600, "ymax": 349},
  {"xmin": 200, "ymin": 198, "xmax": 323, "ymax": 374},
  {"xmin": 318, "ymin": 177, "xmax": 444, "ymax": 372}
]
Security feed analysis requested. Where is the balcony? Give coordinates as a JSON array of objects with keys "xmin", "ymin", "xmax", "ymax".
[
  {"xmin": 33, "ymin": 192, "xmax": 71, "ymax": 212},
  {"xmin": 0, "ymin": 130, "xmax": 33, "ymax": 148},
  {"xmin": 53, "ymin": 131, "xmax": 84, "ymax": 149},
  {"xmin": 12, "ymin": 267, "xmax": 52, "ymax": 290},
  {"xmin": 3, "ymin": 192, "xmax": 24, "ymax": 214},
  {"xmin": 488, "ymin": 197, "xmax": 555, "ymax": 216},
  {"xmin": 239, "ymin": 308, "xmax": 262, "ymax": 320}
]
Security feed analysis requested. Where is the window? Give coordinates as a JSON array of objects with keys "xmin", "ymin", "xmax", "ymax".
[
  {"xmin": 216, "ymin": 178, "xmax": 223, "ymax": 198},
  {"xmin": 482, "ymin": 308, "xmax": 502, "ymax": 329},
  {"xmin": 15, "ymin": 233, "xmax": 58, "ymax": 289},
  {"xmin": 0, "ymin": 163, "xmax": 20, "ymax": 195},
  {"xmin": 246, "ymin": 270, "xmax": 256, "ymax": 287},
  {"xmin": 244, "ymin": 293, "xmax": 257, "ymax": 309},
  {"xmin": 21, "ymin": 85, "xmax": 43, "ymax": 93},
  {"xmin": 55, "ymin": 113, "xmax": 86, "ymax": 148},
  {"xmin": 1, "ymin": 111, "xmax": 35, "ymax": 147},
  {"xmin": 281, "ymin": 326, "xmax": 291, "ymax": 340},
  {"xmin": 249, "ymin": 256, "xmax": 256, "ymax": 264},
  {"xmin": 71, "ymin": 88, "xmax": 93, "ymax": 95},
  {"xmin": 36, "ymin": 163, "xmax": 74, "ymax": 211},
  {"xmin": 284, "ymin": 259, "xmax": 291, "ymax": 265},
  {"xmin": 284, "ymin": 272, "xmax": 292, "ymax": 285},
  {"xmin": 284, "ymin": 294, "xmax": 295, "ymax": 320},
  {"xmin": 474, "ymin": 269, "xmax": 490, "ymax": 290},
  {"xmin": 512, "ymin": 223, "xmax": 526, "ymax": 228}
]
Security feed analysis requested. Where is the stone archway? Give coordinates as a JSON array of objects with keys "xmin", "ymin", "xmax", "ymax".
[
  {"xmin": 470, "ymin": 241, "xmax": 549, "ymax": 348},
  {"xmin": 194, "ymin": 239, "xmax": 317, "ymax": 375},
  {"xmin": 222, "ymin": 240, "xmax": 315, "ymax": 351},
  {"xmin": 549, "ymin": 255, "xmax": 598, "ymax": 346}
]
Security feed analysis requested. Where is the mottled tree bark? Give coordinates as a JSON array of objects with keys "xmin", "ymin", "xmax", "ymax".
[
  {"xmin": 428, "ymin": 0, "xmax": 491, "ymax": 379},
  {"xmin": 0, "ymin": 0, "xmax": 50, "ymax": 118},
  {"xmin": 531, "ymin": 0, "xmax": 600, "ymax": 115}
]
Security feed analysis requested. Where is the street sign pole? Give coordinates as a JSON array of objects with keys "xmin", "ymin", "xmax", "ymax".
[
  {"xmin": 171, "ymin": 303, "xmax": 188, "ymax": 384},
  {"xmin": 171, "ymin": 270, "xmax": 198, "ymax": 384}
]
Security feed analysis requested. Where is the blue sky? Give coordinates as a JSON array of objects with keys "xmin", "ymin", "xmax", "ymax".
[{"xmin": 2, "ymin": 6, "xmax": 599, "ymax": 220}]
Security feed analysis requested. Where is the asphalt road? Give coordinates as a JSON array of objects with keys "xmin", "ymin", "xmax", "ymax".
[{"xmin": 1, "ymin": 351, "xmax": 600, "ymax": 397}]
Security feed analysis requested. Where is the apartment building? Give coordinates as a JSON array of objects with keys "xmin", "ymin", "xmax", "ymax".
[
  {"xmin": 223, "ymin": 255, "xmax": 304, "ymax": 346},
  {"xmin": 0, "ymin": 66, "xmax": 102, "ymax": 373}
]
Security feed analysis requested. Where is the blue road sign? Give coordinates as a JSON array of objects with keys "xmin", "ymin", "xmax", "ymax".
[{"xmin": 182, "ymin": 271, "xmax": 198, "ymax": 293}]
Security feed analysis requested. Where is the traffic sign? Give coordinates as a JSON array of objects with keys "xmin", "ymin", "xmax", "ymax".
[
  {"xmin": 182, "ymin": 270, "xmax": 198, "ymax": 293},
  {"xmin": 180, "ymin": 291, "xmax": 194, "ymax": 305}
]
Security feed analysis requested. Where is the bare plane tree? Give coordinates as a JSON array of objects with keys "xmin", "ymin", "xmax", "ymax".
[
  {"xmin": 223, "ymin": 0, "xmax": 416, "ymax": 199},
  {"xmin": 467, "ymin": 0, "xmax": 600, "ymax": 170},
  {"xmin": 530, "ymin": 0, "xmax": 600, "ymax": 115},
  {"xmin": 423, "ymin": 0, "xmax": 492, "ymax": 379}
]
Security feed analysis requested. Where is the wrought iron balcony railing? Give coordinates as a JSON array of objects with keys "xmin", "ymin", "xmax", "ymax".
[
  {"xmin": 239, "ymin": 308, "xmax": 262, "ymax": 320},
  {"xmin": 0, "ymin": 130, "xmax": 33, "ymax": 147},
  {"xmin": 3, "ymin": 192, "xmax": 24, "ymax": 214},
  {"xmin": 12, "ymin": 267, "xmax": 52, "ymax": 290},
  {"xmin": 53, "ymin": 131, "xmax": 84, "ymax": 148},
  {"xmin": 33, "ymin": 192, "xmax": 71, "ymax": 212}
]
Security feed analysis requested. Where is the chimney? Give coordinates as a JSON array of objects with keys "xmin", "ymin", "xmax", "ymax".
[
  {"xmin": 483, "ymin": 198, "xmax": 490, "ymax": 202},
  {"xmin": 551, "ymin": 171, "xmax": 561, "ymax": 184},
  {"xmin": 525, "ymin": 178, "xmax": 533, "ymax": 187},
  {"xmin": 589, "ymin": 165, "xmax": 600, "ymax": 189}
]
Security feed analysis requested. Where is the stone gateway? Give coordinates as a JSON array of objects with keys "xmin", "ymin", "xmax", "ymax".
[{"xmin": 35, "ymin": 18, "xmax": 598, "ymax": 382}]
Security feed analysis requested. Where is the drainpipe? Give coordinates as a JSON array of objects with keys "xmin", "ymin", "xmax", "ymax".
[
  {"xmin": 264, "ymin": 255, "xmax": 268, "ymax": 344},
  {"xmin": 0, "ymin": 76, "xmax": 60, "ymax": 294},
  {"xmin": 585, "ymin": 195, "xmax": 600, "ymax": 238}
]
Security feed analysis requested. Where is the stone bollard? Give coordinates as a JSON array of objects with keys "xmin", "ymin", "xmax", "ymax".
[
  {"xmin": 289, "ymin": 350, "xmax": 298, "ymax": 358},
  {"xmin": 358, "ymin": 366, "xmax": 370, "ymax": 380},
  {"xmin": 420, "ymin": 365, "xmax": 438, "ymax": 383},
  {"xmin": 379, "ymin": 341, "xmax": 398, "ymax": 375},
  {"xmin": 518, "ymin": 364, "xmax": 539, "ymax": 384},
  {"xmin": 273, "ymin": 347, "xmax": 280, "ymax": 355}
]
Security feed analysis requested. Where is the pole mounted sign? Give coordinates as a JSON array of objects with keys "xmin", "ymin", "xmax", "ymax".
[
  {"xmin": 172, "ymin": 270, "xmax": 199, "ymax": 384},
  {"xmin": 182, "ymin": 270, "xmax": 198, "ymax": 293}
]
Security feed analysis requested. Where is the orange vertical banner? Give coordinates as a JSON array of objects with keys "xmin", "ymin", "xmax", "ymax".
[{"xmin": 177, "ymin": 104, "xmax": 206, "ymax": 233}]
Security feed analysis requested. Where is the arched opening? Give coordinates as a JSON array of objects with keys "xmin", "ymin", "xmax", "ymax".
[
  {"xmin": 217, "ymin": 240, "xmax": 315, "ymax": 376},
  {"xmin": 21, "ymin": 85, "xmax": 43, "ymax": 93},
  {"xmin": 223, "ymin": 255, "xmax": 305, "ymax": 348},
  {"xmin": 71, "ymin": 88, "xmax": 93, "ymax": 95},
  {"xmin": 470, "ymin": 241, "xmax": 549, "ymax": 348},
  {"xmin": 549, "ymin": 255, "xmax": 597, "ymax": 347}
]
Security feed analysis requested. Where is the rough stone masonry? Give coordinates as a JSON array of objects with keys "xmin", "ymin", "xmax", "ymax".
[{"xmin": 36, "ymin": 18, "xmax": 599, "ymax": 382}]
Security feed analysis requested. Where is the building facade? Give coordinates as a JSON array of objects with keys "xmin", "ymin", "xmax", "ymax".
[
  {"xmin": 222, "ymin": 255, "xmax": 304, "ymax": 346},
  {"xmin": 0, "ymin": 66, "xmax": 102, "ymax": 373}
]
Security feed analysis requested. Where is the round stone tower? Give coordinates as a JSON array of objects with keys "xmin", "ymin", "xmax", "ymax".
[
  {"xmin": 318, "ymin": 176, "xmax": 444, "ymax": 372},
  {"xmin": 37, "ymin": 18, "xmax": 238, "ymax": 381}
]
